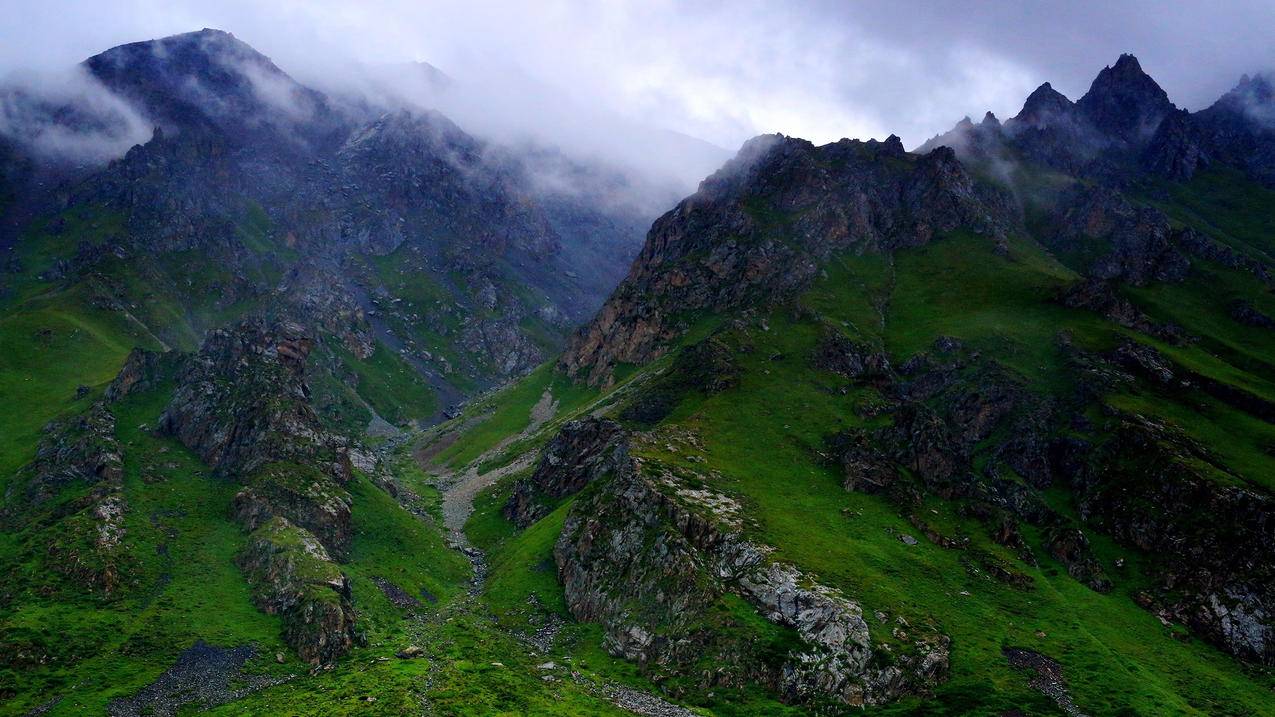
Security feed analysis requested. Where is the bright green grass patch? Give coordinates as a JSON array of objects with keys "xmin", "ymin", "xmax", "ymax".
[
  {"xmin": 338, "ymin": 342, "xmax": 439, "ymax": 427},
  {"xmin": 426, "ymin": 362, "xmax": 596, "ymax": 471},
  {"xmin": 479, "ymin": 495, "xmax": 571, "ymax": 626},
  {"xmin": 0, "ymin": 289, "xmax": 151, "ymax": 479},
  {"xmin": 344, "ymin": 471, "xmax": 470, "ymax": 635},
  {"xmin": 0, "ymin": 384, "xmax": 288, "ymax": 715}
]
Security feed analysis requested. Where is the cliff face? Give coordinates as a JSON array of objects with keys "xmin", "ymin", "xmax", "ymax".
[
  {"xmin": 153, "ymin": 318, "xmax": 361, "ymax": 662},
  {"xmin": 561, "ymin": 134, "xmax": 1015, "ymax": 384},
  {"xmin": 536, "ymin": 421, "xmax": 949, "ymax": 708}
]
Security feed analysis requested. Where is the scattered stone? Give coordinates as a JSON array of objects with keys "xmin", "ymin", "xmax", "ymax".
[
  {"xmin": 106, "ymin": 641, "xmax": 286, "ymax": 717},
  {"xmin": 1003, "ymin": 647, "xmax": 1087, "ymax": 717}
]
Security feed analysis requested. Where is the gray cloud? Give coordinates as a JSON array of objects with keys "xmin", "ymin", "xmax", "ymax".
[{"xmin": 0, "ymin": 0, "xmax": 1272, "ymax": 172}]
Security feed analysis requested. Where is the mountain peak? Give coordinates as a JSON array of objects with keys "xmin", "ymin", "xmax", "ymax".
[
  {"xmin": 82, "ymin": 28, "xmax": 333, "ymax": 142},
  {"xmin": 1014, "ymin": 82, "xmax": 1074, "ymax": 127},
  {"xmin": 1076, "ymin": 53, "xmax": 1173, "ymax": 143},
  {"xmin": 1110, "ymin": 52, "xmax": 1144, "ymax": 75}
]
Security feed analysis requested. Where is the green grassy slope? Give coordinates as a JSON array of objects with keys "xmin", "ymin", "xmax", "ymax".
[{"xmin": 447, "ymin": 172, "xmax": 1275, "ymax": 715}]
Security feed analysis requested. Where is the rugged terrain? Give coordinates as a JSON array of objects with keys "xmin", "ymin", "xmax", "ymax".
[{"xmin": 3, "ymin": 30, "xmax": 1275, "ymax": 717}]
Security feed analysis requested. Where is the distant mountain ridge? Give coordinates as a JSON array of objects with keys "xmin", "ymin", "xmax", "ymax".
[
  {"xmin": 0, "ymin": 28, "xmax": 675, "ymax": 423},
  {"xmin": 918, "ymin": 52, "xmax": 1275, "ymax": 186}
]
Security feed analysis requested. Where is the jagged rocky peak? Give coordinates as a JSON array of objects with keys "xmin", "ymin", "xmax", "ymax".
[
  {"xmin": 1076, "ymin": 53, "xmax": 1174, "ymax": 143},
  {"xmin": 1013, "ymin": 81, "xmax": 1075, "ymax": 128}
]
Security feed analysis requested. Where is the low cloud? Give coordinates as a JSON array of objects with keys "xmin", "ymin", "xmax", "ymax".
[
  {"xmin": 0, "ymin": 1, "xmax": 1272, "ymax": 178},
  {"xmin": 0, "ymin": 66, "xmax": 152, "ymax": 164}
]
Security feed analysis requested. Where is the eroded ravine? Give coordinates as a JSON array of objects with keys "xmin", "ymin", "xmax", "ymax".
[{"xmin": 410, "ymin": 389, "xmax": 697, "ymax": 717}]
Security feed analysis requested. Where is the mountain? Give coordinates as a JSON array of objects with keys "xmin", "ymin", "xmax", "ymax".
[
  {"xmin": 2, "ymin": 28, "xmax": 661, "ymax": 423},
  {"xmin": 410, "ymin": 53, "xmax": 1275, "ymax": 715},
  {"xmin": 4, "ymin": 33, "xmax": 1275, "ymax": 717},
  {"xmin": 0, "ymin": 28, "xmax": 674, "ymax": 714}
]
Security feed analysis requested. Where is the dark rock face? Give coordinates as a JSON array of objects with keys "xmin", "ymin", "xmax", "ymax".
[
  {"xmin": 813, "ymin": 324, "xmax": 891, "ymax": 380},
  {"xmin": 833, "ymin": 342, "xmax": 1057, "ymax": 511},
  {"xmin": 1230, "ymin": 299, "xmax": 1275, "ymax": 329},
  {"xmin": 1143, "ymin": 108, "xmax": 1210, "ymax": 179},
  {"xmin": 235, "ymin": 517, "xmax": 360, "ymax": 665},
  {"xmin": 1075, "ymin": 54, "xmax": 1174, "ymax": 145},
  {"xmin": 555, "ymin": 442, "xmax": 949, "ymax": 708},
  {"xmin": 1048, "ymin": 187, "xmax": 1190, "ymax": 285},
  {"xmin": 1068, "ymin": 415, "xmax": 1275, "ymax": 664},
  {"xmin": 159, "ymin": 318, "xmax": 352, "ymax": 486},
  {"xmin": 1056, "ymin": 279, "xmax": 1186, "ymax": 344},
  {"xmin": 106, "ymin": 348, "xmax": 178, "ymax": 402},
  {"xmin": 504, "ymin": 418, "xmax": 628, "ymax": 528},
  {"xmin": 563, "ymin": 134, "xmax": 1013, "ymax": 384},
  {"xmin": 11, "ymin": 401, "xmax": 122, "ymax": 505},
  {"xmin": 1196, "ymin": 73, "xmax": 1275, "ymax": 186},
  {"xmin": 1043, "ymin": 526, "xmax": 1111, "ymax": 593}
]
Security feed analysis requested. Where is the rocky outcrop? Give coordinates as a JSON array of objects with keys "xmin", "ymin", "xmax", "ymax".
[
  {"xmin": 562, "ymin": 134, "xmax": 1014, "ymax": 384},
  {"xmin": 1043, "ymin": 526, "xmax": 1111, "ymax": 593},
  {"xmin": 556, "ymin": 453, "xmax": 949, "ymax": 707},
  {"xmin": 10, "ymin": 400, "xmax": 122, "ymax": 505},
  {"xmin": 236, "ymin": 517, "xmax": 361, "ymax": 665},
  {"xmin": 836, "ymin": 341, "xmax": 1058, "ymax": 507},
  {"xmin": 813, "ymin": 324, "xmax": 891, "ymax": 380},
  {"xmin": 1067, "ymin": 414, "xmax": 1275, "ymax": 664},
  {"xmin": 504, "ymin": 418, "xmax": 628, "ymax": 528},
  {"xmin": 1056, "ymin": 279, "xmax": 1187, "ymax": 344},
  {"xmin": 158, "ymin": 318, "xmax": 361, "ymax": 660},
  {"xmin": 1048, "ymin": 187, "xmax": 1190, "ymax": 285},
  {"xmin": 105, "ymin": 348, "xmax": 178, "ymax": 402},
  {"xmin": 232, "ymin": 462, "xmax": 354, "ymax": 558},
  {"xmin": 2, "ymin": 400, "xmax": 130, "ymax": 595},
  {"xmin": 159, "ymin": 318, "xmax": 352, "ymax": 485},
  {"xmin": 1229, "ymin": 300, "xmax": 1275, "ymax": 329}
]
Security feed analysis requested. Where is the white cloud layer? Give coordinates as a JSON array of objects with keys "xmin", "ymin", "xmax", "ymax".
[{"xmin": 0, "ymin": 0, "xmax": 1272, "ymax": 163}]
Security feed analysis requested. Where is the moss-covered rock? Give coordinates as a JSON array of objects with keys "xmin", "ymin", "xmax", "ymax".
[{"xmin": 235, "ymin": 517, "xmax": 360, "ymax": 665}]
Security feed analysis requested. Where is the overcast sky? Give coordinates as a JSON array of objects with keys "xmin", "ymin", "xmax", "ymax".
[{"xmin": 2, "ymin": 0, "xmax": 1273, "ymax": 154}]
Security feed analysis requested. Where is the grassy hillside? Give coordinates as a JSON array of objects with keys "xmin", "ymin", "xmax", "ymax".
[{"xmin": 442, "ymin": 171, "xmax": 1275, "ymax": 715}]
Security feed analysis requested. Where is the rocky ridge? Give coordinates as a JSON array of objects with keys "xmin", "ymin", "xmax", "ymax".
[
  {"xmin": 561, "ymin": 134, "xmax": 1014, "ymax": 384},
  {"xmin": 136, "ymin": 318, "xmax": 362, "ymax": 662},
  {"xmin": 921, "ymin": 55, "xmax": 1275, "ymax": 188},
  {"xmin": 514, "ymin": 419, "xmax": 950, "ymax": 708}
]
